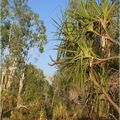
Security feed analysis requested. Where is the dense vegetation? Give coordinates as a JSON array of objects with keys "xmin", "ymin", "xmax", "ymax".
[{"xmin": 0, "ymin": 0, "xmax": 119, "ymax": 120}]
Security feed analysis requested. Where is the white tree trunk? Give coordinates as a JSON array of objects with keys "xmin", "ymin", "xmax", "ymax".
[
  {"xmin": 0, "ymin": 75, "xmax": 3, "ymax": 119},
  {"xmin": 17, "ymin": 72, "xmax": 25, "ymax": 108},
  {"xmin": 17, "ymin": 61, "xmax": 26, "ymax": 108},
  {"xmin": 6, "ymin": 60, "xmax": 16, "ymax": 89},
  {"xmin": 0, "ymin": 22, "xmax": 13, "ymax": 119},
  {"xmin": 0, "ymin": 65, "xmax": 7, "ymax": 119}
]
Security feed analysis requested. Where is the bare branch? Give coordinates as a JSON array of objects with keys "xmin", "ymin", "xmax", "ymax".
[
  {"xmin": 89, "ymin": 71, "xmax": 120, "ymax": 114},
  {"xmin": 48, "ymin": 56, "xmax": 62, "ymax": 66},
  {"xmin": 92, "ymin": 56, "xmax": 120, "ymax": 65}
]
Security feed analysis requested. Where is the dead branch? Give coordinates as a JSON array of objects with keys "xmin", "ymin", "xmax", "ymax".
[
  {"xmin": 92, "ymin": 56, "xmax": 120, "ymax": 65},
  {"xmin": 89, "ymin": 71, "xmax": 120, "ymax": 114}
]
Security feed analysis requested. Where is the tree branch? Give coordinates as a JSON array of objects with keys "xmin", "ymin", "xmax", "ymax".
[
  {"xmin": 92, "ymin": 56, "xmax": 120, "ymax": 65},
  {"xmin": 89, "ymin": 71, "xmax": 120, "ymax": 114}
]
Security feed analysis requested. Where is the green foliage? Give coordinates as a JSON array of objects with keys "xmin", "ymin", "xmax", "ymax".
[
  {"xmin": 52, "ymin": 0, "xmax": 119, "ymax": 119},
  {"xmin": 22, "ymin": 64, "xmax": 46, "ymax": 102},
  {"xmin": 53, "ymin": 102, "xmax": 68, "ymax": 120},
  {"xmin": 1, "ymin": 0, "xmax": 48, "ymax": 119},
  {"xmin": 1, "ymin": 0, "xmax": 119, "ymax": 120},
  {"xmin": 1, "ymin": 0, "xmax": 47, "ymax": 57}
]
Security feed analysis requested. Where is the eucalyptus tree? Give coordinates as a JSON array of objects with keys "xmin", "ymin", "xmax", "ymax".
[
  {"xmin": 50, "ymin": 0, "xmax": 119, "ymax": 119},
  {"xmin": 20, "ymin": 64, "xmax": 48, "ymax": 120},
  {"xmin": 0, "ymin": 0, "xmax": 47, "ymax": 118}
]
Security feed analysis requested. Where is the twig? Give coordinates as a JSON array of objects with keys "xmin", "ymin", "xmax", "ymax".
[
  {"xmin": 17, "ymin": 105, "xmax": 29, "ymax": 110},
  {"xmin": 109, "ymin": 114, "xmax": 118, "ymax": 120},
  {"xmin": 48, "ymin": 56, "xmax": 62, "ymax": 66}
]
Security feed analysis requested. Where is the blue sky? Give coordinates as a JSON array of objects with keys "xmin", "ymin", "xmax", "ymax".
[{"xmin": 28, "ymin": 0, "xmax": 69, "ymax": 75}]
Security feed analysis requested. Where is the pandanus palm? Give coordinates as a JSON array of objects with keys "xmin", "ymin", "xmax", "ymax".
[{"xmin": 51, "ymin": 0, "xmax": 119, "ymax": 119}]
